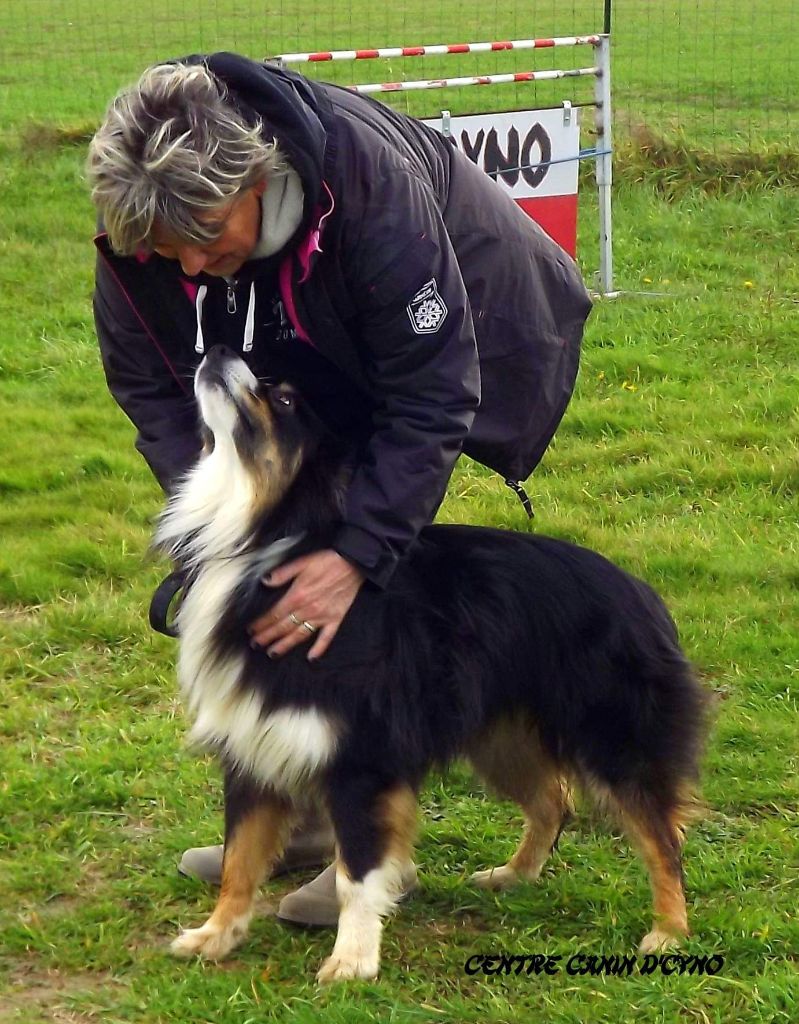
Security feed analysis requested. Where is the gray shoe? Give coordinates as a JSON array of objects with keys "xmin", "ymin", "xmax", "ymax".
[
  {"xmin": 178, "ymin": 844, "xmax": 225, "ymax": 885},
  {"xmin": 178, "ymin": 820, "xmax": 335, "ymax": 884},
  {"xmin": 277, "ymin": 861, "xmax": 419, "ymax": 928}
]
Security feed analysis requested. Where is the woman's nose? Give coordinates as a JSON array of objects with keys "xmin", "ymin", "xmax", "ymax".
[{"xmin": 177, "ymin": 245, "xmax": 208, "ymax": 277}]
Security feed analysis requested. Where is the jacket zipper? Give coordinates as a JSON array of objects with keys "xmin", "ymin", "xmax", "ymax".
[{"xmin": 226, "ymin": 278, "xmax": 237, "ymax": 314}]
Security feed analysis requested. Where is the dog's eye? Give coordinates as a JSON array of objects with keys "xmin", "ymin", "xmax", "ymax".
[{"xmin": 268, "ymin": 388, "xmax": 295, "ymax": 412}]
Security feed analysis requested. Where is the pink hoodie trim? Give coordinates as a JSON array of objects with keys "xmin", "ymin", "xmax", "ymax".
[
  {"xmin": 277, "ymin": 181, "xmax": 336, "ymax": 345},
  {"xmin": 279, "ymin": 256, "xmax": 312, "ymax": 345},
  {"xmin": 94, "ymin": 234, "xmax": 189, "ymax": 395},
  {"xmin": 180, "ymin": 280, "xmax": 199, "ymax": 303},
  {"xmin": 296, "ymin": 182, "xmax": 336, "ymax": 284}
]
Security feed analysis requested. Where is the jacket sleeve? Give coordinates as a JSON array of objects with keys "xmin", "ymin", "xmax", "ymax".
[
  {"xmin": 94, "ymin": 253, "xmax": 201, "ymax": 494},
  {"xmin": 330, "ymin": 163, "xmax": 481, "ymax": 587}
]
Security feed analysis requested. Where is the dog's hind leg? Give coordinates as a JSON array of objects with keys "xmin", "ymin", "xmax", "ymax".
[
  {"xmin": 601, "ymin": 786, "xmax": 692, "ymax": 953},
  {"xmin": 171, "ymin": 774, "xmax": 294, "ymax": 960},
  {"xmin": 467, "ymin": 721, "xmax": 572, "ymax": 891},
  {"xmin": 316, "ymin": 776, "xmax": 417, "ymax": 983}
]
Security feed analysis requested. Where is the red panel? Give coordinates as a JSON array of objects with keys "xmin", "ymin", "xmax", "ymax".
[{"xmin": 514, "ymin": 194, "xmax": 578, "ymax": 258}]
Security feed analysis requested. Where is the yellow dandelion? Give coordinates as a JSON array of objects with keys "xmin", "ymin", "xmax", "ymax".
[{"xmin": 744, "ymin": 280, "xmax": 754, "ymax": 288}]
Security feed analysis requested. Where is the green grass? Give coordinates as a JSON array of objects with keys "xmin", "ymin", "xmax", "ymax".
[
  {"xmin": 1, "ymin": 27, "xmax": 799, "ymax": 1023},
  {"xmin": 1, "ymin": 1, "xmax": 797, "ymax": 148},
  {"xmin": 2, "ymin": 138, "xmax": 798, "ymax": 1023}
]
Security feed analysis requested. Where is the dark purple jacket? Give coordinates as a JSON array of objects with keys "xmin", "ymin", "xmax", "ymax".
[{"xmin": 94, "ymin": 52, "xmax": 591, "ymax": 586}]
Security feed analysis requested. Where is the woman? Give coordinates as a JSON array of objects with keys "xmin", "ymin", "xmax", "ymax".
[{"xmin": 87, "ymin": 51, "xmax": 591, "ymax": 925}]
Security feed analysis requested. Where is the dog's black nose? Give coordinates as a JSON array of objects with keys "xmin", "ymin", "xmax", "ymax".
[{"xmin": 206, "ymin": 344, "xmax": 235, "ymax": 364}]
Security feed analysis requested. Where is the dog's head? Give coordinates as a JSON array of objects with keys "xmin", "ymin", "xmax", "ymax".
[
  {"xmin": 194, "ymin": 345, "xmax": 317, "ymax": 505},
  {"xmin": 156, "ymin": 346, "xmax": 343, "ymax": 563}
]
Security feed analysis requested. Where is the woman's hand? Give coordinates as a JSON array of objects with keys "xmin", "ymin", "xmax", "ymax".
[{"xmin": 248, "ymin": 549, "xmax": 365, "ymax": 660}]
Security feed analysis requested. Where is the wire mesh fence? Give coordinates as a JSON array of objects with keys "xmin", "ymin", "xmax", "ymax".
[{"xmin": 1, "ymin": 1, "xmax": 797, "ymax": 152}]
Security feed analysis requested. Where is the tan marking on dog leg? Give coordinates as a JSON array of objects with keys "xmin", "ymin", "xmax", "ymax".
[
  {"xmin": 317, "ymin": 784, "xmax": 417, "ymax": 983},
  {"xmin": 613, "ymin": 803, "xmax": 690, "ymax": 953},
  {"xmin": 171, "ymin": 798, "xmax": 293, "ymax": 960},
  {"xmin": 468, "ymin": 721, "xmax": 571, "ymax": 890},
  {"xmin": 471, "ymin": 773, "xmax": 570, "ymax": 889},
  {"xmin": 379, "ymin": 783, "xmax": 418, "ymax": 870}
]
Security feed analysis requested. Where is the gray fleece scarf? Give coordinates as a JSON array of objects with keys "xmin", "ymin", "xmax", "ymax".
[{"xmin": 250, "ymin": 163, "xmax": 305, "ymax": 261}]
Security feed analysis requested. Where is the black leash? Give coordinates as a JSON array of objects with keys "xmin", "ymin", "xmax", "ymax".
[
  {"xmin": 148, "ymin": 568, "xmax": 187, "ymax": 638},
  {"xmin": 505, "ymin": 478, "xmax": 535, "ymax": 519}
]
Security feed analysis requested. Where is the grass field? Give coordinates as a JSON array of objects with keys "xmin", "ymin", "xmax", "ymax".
[
  {"xmin": 1, "ymin": 1, "xmax": 798, "ymax": 149},
  {"xmin": 1, "ymin": 6, "xmax": 799, "ymax": 1022}
]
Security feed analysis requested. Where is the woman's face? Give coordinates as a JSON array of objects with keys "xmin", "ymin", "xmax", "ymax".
[{"xmin": 150, "ymin": 180, "xmax": 266, "ymax": 278}]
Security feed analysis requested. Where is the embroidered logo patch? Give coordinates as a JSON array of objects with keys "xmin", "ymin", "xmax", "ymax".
[{"xmin": 407, "ymin": 278, "xmax": 448, "ymax": 335}]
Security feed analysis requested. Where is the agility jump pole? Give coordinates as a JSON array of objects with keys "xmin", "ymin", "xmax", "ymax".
[{"xmin": 274, "ymin": 36, "xmax": 602, "ymax": 64}]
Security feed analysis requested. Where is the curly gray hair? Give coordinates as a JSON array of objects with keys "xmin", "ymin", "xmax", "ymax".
[{"xmin": 86, "ymin": 61, "xmax": 285, "ymax": 255}]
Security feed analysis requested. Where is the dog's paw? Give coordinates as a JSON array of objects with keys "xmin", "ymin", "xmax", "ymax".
[
  {"xmin": 170, "ymin": 917, "xmax": 249, "ymax": 961},
  {"xmin": 638, "ymin": 928, "xmax": 682, "ymax": 955},
  {"xmin": 470, "ymin": 865, "xmax": 519, "ymax": 891},
  {"xmin": 316, "ymin": 953, "xmax": 379, "ymax": 983}
]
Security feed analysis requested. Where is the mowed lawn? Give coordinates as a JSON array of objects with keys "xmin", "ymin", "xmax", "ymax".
[
  {"xmin": 2, "ymin": 0, "xmax": 797, "ymax": 147},
  {"xmin": 1, "ymin": 10, "xmax": 799, "ymax": 1020}
]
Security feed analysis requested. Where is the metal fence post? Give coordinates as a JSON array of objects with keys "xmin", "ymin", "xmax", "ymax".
[{"xmin": 594, "ymin": 34, "xmax": 614, "ymax": 295}]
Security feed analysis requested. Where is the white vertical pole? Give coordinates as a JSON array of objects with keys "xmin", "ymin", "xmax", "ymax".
[{"xmin": 594, "ymin": 34, "xmax": 614, "ymax": 294}]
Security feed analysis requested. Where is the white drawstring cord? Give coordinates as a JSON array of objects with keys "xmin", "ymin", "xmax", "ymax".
[
  {"xmin": 243, "ymin": 282, "xmax": 256, "ymax": 352},
  {"xmin": 194, "ymin": 285, "xmax": 207, "ymax": 354},
  {"xmin": 195, "ymin": 281, "xmax": 256, "ymax": 356}
]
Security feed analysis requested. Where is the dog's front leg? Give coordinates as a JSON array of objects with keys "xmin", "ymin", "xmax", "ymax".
[
  {"xmin": 316, "ymin": 775, "xmax": 417, "ymax": 983},
  {"xmin": 171, "ymin": 774, "xmax": 294, "ymax": 960}
]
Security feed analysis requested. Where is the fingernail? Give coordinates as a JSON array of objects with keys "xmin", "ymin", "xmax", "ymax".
[
  {"xmin": 261, "ymin": 573, "xmax": 272, "ymax": 583},
  {"xmin": 267, "ymin": 648, "xmax": 278, "ymax": 659},
  {"xmin": 250, "ymin": 637, "xmax": 260, "ymax": 649}
]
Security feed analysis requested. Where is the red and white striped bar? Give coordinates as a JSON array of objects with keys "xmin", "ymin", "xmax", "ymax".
[
  {"xmin": 275, "ymin": 36, "xmax": 601, "ymax": 64},
  {"xmin": 352, "ymin": 67, "xmax": 598, "ymax": 94}
]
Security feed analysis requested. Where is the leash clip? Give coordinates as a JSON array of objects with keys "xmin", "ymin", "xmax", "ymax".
[{"xmin": 505, "ymin": 478, "xmax": 535, "ymax": 519}]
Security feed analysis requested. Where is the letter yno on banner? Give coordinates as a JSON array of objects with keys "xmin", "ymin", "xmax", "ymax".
[{"xmin": 422, "ymin": 107, "xmax": 580, "ymax": 257}]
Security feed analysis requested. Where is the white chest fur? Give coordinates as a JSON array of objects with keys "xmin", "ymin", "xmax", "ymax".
[{"xmin": 176, "ymin": 557, "xmax": 339, "ymax": 795}]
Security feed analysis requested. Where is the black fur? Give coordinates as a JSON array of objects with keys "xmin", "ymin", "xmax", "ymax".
[{"xmin": 220, "ymin": 518, "xmax": 706, "ymax": 811}]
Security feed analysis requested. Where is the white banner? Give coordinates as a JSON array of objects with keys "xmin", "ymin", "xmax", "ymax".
[{"xmin": 422, "ymin": 106, "xmax": 580, "ymax": 199}]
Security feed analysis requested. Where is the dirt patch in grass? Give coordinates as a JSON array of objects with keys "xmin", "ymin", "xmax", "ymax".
[
  {"xmin": 0, "ymin": 605, "xmax": 44, "ymax": 627},
  {"xmin": 1, "ymin": 962, "xmax": 127, "ymax": 1023},
  {"xmin": 17, "ymin": 124, "xmax": 95, "ymax": 153},
  {"xmin": 424, "ymin": 914, "xmax": 490, "ymax": 939}
]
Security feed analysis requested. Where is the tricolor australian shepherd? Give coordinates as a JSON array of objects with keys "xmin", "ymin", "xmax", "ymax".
[{"xmin": 156, "ymin": 345, "xmax": 706, "ymax": 982}]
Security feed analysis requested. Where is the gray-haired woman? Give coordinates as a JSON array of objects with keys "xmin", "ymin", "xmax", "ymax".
[{"xmin": 87, "ymin": 52, "xmax": 591, "ymax": 926}]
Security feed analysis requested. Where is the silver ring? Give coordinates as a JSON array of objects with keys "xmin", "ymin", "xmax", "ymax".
[
  {"xmin": 288, "ymin": 612, "xmax": 302, "ymax": 626},
  {"xmin": 301, "ymin": 620, "xmax": 318, "ymax": 634}
]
